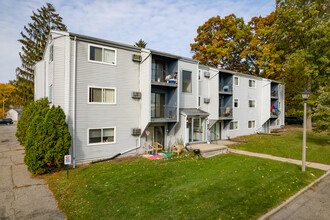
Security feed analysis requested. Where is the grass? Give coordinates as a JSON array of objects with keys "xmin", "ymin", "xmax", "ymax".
[
  {"xmin": 231, "ymin": 127, "xmax": 330, "ymax": 165},
  {"xmin": 46, "ymin": 154, "xmax": 324, "ymax": 220}
]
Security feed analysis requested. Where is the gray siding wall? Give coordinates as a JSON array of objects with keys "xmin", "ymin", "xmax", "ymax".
[
  {"xmin": 34, "ymin": 61, "xmax": 45, "ymax": 100},
  {"xmin": 179, "ymin": 60, "xmax": 198, "ymax": 109},
  {"xmin": 223, "ymin": 75, "xmax": 263, "ymax": 139},
  {"xmin": 74, "ymin": 41, "xmax": 140, "ymax": 161}
]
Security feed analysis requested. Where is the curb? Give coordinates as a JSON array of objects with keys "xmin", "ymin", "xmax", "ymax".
[{"xmin": 258, "ymin": 170, "xmax": 330, "ymax": 220}]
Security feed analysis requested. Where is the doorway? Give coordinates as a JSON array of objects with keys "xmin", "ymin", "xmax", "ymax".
[
  {"xmin": 210, "ymin": 122, "xmax": 221, "ymax": 141},
  {"xmin": 186, "ymin": 117, "xmax": 206, "ymax": 143},
  {"xmin": 146, "ymin": 126, "xmax": 165, "ymax": 146}
]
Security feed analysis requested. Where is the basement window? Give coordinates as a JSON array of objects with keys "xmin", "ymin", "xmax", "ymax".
[{"xmin": 88, "ymin": 127, "xmax": 116, "ymax": 145}]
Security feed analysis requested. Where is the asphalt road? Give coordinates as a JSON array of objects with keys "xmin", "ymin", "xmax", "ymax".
[{"xmin": 0, "ymin": 124, "xmax": 64, "ymax": 219}]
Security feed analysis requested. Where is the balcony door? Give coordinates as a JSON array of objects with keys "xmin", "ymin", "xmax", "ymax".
[{"xmin": 151, "ymin": 92, "xmax": 165, "ymax": 118}]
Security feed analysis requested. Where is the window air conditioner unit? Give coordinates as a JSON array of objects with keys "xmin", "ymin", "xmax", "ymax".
[
  {"xmin": 131, "ymin": 128, "xmax": 141, "ymax": 136},
  {"xmin": 131, "ymin": 91, "xmax": 141, "ymax": 99},
  {"xmin": 204, "ymin": 71, "xmax": 210, "ymax": 78},
  {"xmin": 204, "ymin": 98, "xmax": 210, "ymax": 104},
  {"xmin": 132, "ymin": 54, "xmax": 142, "ymax": 62}
]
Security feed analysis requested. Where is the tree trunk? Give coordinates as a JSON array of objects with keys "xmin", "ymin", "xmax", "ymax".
[{"xmin": 306, "ymin": 75, "xmax": 312, "ymax": 130}]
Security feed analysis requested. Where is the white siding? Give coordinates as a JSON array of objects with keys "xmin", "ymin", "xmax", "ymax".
[{"xmin": 179, "ymin": 60, "xmax": 198, "ymax": 108}]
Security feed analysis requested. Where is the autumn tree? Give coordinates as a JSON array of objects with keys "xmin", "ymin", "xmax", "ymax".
[
  {"xmin": 275, "ymin": 0, "xmax": 329, "ymax": 129},
  {"xmin": 135, "ymin": 39, "xmax": 147, "ymax": 48},
  {"xmin": 14, "ymin": 3, "xmax": 67, "ymax": 107},
  {"xmin": 312, "ymin": 85, "xmax": 330, "ymax": 134},
  {"xmin": 190, "ymin": 14, "xmax": 252, "ymax": 73},
  {"xmin": 0, "ymin": 84, "xmax": 17, "ymax": 117}
]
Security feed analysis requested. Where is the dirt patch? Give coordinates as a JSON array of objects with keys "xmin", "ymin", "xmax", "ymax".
[{"xmin": 108, "ymin": 155, "xmax": 142, "ymax": 163}]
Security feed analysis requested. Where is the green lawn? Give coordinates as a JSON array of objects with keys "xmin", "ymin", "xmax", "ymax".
[
  {"xmin": 231, "ymin": 129, "xmax": 330, "ymax": 165},
  {"xmin": 47, "ymin": 154, "xmax": 323, "ymax": 220}
]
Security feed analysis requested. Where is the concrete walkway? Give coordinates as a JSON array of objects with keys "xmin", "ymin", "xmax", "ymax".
[
  {"xmin": 229, "ymin": 149, "xmax": 330, "ymax": 171},
  {"xmin": 268, "ymin": 171, "xmax": 330, "ymax": 220},
  {"xmin": 0, "ymin": 125, "xmax": 64, "ymax": 220}
]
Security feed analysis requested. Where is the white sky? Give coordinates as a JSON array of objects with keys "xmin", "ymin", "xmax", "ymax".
[{"xmin": 0, "ymin": 0, "xmax": 275, "ymax": 83}]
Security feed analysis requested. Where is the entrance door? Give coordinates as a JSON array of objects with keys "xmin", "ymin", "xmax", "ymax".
[
  {"xmin": 210, "ymin": 122, "xmax": 221, "ymax": 141},
  {"xmin": 151, "ymin": 93, "xmax": 165, "ymax": 118},
  {"xmin": 187, "ymin": 117, "xmax": 206, "ymax": 143},
  {"xmin": 146, "ymin": 126, "xmax": 165, "ymax": 146}
]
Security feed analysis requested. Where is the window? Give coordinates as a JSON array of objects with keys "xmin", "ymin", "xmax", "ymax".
[
  {"xmin": 198, "ymin": 70, "xmax": 201, "ymax": 80},
  {"xmin": 234, "ymin": 98, "xmax": 239, "ymax": 108},
  {"xmin": 248, "ymin": 120, "xmax": 256, "ymax": 128},
  {"xmin": 234, "ymin": 76, "xmax": 239, "ymax": 86},
  {"xmin": 49, "ymin": 45, "xmax": 53, "ymax": 62},
  {"xmin": 89, "ymin": 45, "xmax": 116, "ymax": 65},
  {"xmin": 182, "ymin": 70, "xmax": 192, "ymax": 93},
  {"xmin": 249, "ymin": 100, "xmax": 256, "ymax": 108},
  {"xmin": 89, "ymin": 128, "xmax": 115, "ymax": 144},
  {"xmin": 249, "ymin": 79, "xmax": 256, "ymax": 88},
  {"xmin": 49, "ymin": 84, "xmax": 53, "ymax": 103},
  {"xmin": 89, "ymin": 87, "xmax": 116, "ymax": 104},
  {"xmin": 229, "ymin": 121, "xmax": 238, "ymax": 130},
  {"xmin": 198, "ymin": 96, "xmax": 201, "ymax": 107}
]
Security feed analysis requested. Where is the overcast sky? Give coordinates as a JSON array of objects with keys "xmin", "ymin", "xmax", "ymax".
[{"xmin": 0, "ymin": 0, "xmax": 275, "ymax": 83}]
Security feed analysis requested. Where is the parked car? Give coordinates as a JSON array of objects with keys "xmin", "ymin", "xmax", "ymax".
[
  {"xmin": 285, "ymin": 116, "xmax": 303, "ymax": 125},
  {"xmin": 0, "ymin": 118, "xmax": 13, "ymax": 125}
]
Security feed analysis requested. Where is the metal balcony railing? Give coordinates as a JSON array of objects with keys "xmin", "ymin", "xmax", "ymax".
[
  {"xmin": 151, "ymin": 106, "xmax": 177, "ymax": 120},
  {"xmin": 271, "ymin": 90, "xmax": 278, "ymax": 97},
  {"xmin": 219, "ymin": 107, "xmax": 233, "ymax": 118},
  {"xmin": 219, "ymin": 84, "xmax": 233, "ymax": 93},
  {"xmin": 151, "ymin": 70, "xmax": 177, "ymax": 84}
]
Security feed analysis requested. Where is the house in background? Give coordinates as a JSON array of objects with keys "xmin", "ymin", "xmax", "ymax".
[
  {"xmin": 6, "ymin": 106, "xmax": 23, "ymax": 122},
  {"xmin": 34, "ymin": 30, "xmax": 285, "ymax": 166}
]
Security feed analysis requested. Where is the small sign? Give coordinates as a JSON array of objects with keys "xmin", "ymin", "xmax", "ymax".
[{"xmin": 64, "ymin": 155, "xmax": 71, "ymax": 165}]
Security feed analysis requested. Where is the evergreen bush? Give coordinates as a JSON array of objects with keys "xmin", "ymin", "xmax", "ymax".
[
  {"xmin": 24, "ymin": 105, "xmax": 71, "ymax": 174},
  {"xmin": 16, "ymin": 98, "xmax": 49, "ymax": 145}
]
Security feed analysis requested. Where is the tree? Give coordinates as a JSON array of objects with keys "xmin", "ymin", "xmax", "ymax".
[
  {"xmin": 14, "ymin": 3, "xmax": 67, "ymax": 107},
  {"xmin": 190, "ymin": 14, "xmax": 252, "ymax": 73},
  {"xmin": 0, "ymin": 84, "xmax": 16, "ymax": 117},
  {"xmin": 25, "ymin": 105, "xmax": 71, "ymax": 174},
  {"xmin": 312, "ymin": 86, "xmax": 330, "ymax": 134},
  {"xmin": 275, "ymin": 0, "xmax": 329, "ymax": 129},
  {"xmin": 135, "ymin": 39, "xmax": 147, "ymax": 48},
  {"xmin": 16, "ymin": 98, "xmax": 49, "ymax": 145}
]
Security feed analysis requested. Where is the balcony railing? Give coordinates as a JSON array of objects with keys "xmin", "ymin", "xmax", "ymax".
[
  {"xmin": 151, "ymin": 106, "xmax": 177, "ymax": 121},
  {"xmin": 219, "ymin": 107, "xmax": 233, "ymax": 119},
  {"xmin": 271, "ymin": 90, "xmax": 278, "ymax": 98},
  {"xmin": 219, "ymin": 84, "xmax": 233, "ymax": 94},
  {"xmin": 151, "ymin": 70, "xmax": 177, "ymax": 86}
]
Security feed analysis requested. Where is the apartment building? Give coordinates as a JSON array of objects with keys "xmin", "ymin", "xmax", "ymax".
[{"xmin": 34, "ymin": 30, "xmax": 285, "ymax": 165}]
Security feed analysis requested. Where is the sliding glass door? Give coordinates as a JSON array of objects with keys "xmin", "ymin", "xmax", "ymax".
[
  {"xmin": 187, "ymin": 117, "xmax": 206, "ymax": 143},
  {"xmin": 151, "ymin": 93, "xmax": 165, "ymax": 118}
]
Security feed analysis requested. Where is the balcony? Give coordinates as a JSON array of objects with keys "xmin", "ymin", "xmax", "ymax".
[
  {"xmin": 271, "ymin": 90, "xmax": 278, "ymax": 99},
  {"xmin": 151, "ymin": 70, "xmax": 178, "ymax": 87},
  {"xmin": 151, "ymin": 106, "xmax": 177, "ymax": 122},
  {"xmin": 219, "ymin": 107, "xmax": 233, "ymax": 120},
  {"xmin": 219, "ymin": 84, "xmax": 233, "ymax": 95}
]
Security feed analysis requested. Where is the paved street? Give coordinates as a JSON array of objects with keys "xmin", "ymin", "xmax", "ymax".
[
  {"xmin": 0, "ymin": 124, "xmax": 64, "ymax": 220},
  {"xmin": 270, "ymin": 172, "xmax": 330, "ymax": 220}
]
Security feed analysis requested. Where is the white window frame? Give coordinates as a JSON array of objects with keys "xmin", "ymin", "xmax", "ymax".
[
  {"xmin": 234, "ymin": 76, "xmax": 239, "ymax": 86},
  {"xmin": 234, "ymin": 98, "xmax": 239, "ymax": 108},
  {"xmin": 87, "ymin": 127, "xmax": 116, "ymax": 145},
  {"xmin": 182, "ymin": 70, "xmax": 192, "ymax": 93},
  {"xmin": 88, "ymin": 44, "xmax": 117, "ymax": 65},
  {"xmin": 88, "ymin": 86, "xmax": 116, "ymax": 104},
  {"xmin": 248, "ymin": 99, "xmax": 256, "ymax": 108},
  {"xmin": 248, "ymin": 120, "xmax": 256, "ymax": 128},
  {"xmin": 229, "ymin": 121, "xmax": 239, "ymax": 130},
  {"xmin": 49, "ymin": 44, "xmax": 54, "ymax": 62},
  {"xmin": 249, "ymin": 79, "xmax": 256, "ymax": 88}
]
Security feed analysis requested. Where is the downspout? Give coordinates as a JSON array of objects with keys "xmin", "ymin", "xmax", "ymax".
[{"xmin": 72, "ymin": 36, "xmax": 77, "ymax": 168}]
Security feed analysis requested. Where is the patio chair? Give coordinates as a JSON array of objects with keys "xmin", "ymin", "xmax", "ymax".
[
  {"xmin": 144, "ymin": 142, "xmax": 155, "ymax": 154},
  {"xmin": 172, "ymin": 145, "xmax": 184, "ymax": 156},
  {"xmin": 225, "ymin": 107, "xmax": 231, "ymax": 117},
  {"xmin": 153, "ymin": 142, "xmax": 164, "ymax": 154}
]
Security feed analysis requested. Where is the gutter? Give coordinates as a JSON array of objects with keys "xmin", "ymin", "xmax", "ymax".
[{"xmin": 72, "ymin": 36, "xmax": 77, "ymax": 168}]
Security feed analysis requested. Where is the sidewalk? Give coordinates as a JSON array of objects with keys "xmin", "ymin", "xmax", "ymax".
[
  {"xmin": 0, "ymin": 125, "xmax": 64, "ymax": 219},
  {"xmin": 229, "ymin": 149, "xmax": 330, "ymax": 171}
]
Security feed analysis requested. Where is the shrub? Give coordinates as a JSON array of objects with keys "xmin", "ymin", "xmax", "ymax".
[
  {"xmin": 24, "ymin": 105, "xmax": 71, "ymax": 174},
  {"xmin": 16, "ymin": 98, "xmax": 49, "ymax": 145}
]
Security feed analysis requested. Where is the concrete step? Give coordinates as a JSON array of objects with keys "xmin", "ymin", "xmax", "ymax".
[{"xmin": 188, "ymin": 143, "xmax": 229, "ymax": 158}]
